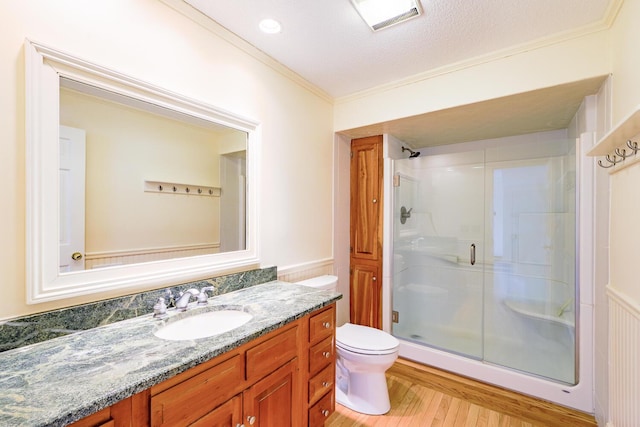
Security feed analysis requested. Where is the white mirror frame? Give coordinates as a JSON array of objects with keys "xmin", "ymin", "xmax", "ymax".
[{"xmin": 25, "ymin": 39, "xmax": 260, "ymax": 304}]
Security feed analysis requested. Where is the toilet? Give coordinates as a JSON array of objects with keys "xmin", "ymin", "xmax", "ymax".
[{"xmin": 295, "ymin": 275, "xmax": 400, "ymax": 415}]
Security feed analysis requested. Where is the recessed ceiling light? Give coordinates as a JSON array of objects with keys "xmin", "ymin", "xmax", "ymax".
[
  {"xmin": 259, "ymin": 18, "xmax": 282, "ymax": 34},
  {"xmin": 351, "ymin": 0, "xmax": 422, "ymax": 31}
]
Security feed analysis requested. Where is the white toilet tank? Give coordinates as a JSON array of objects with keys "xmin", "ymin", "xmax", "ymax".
[{"xmin": 295, "ymin": 275, "xmax": 338, "ymax": 291}]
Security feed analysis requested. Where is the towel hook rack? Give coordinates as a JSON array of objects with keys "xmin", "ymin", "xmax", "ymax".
[{"xmin": 596, "ymin": 139, "xmax": 639, "ymax": 169}]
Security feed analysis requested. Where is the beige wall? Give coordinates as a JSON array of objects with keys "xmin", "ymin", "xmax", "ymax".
[
  {"xmin": 1, "ymin": 0, "xmax": 333, "ymax": 318},
  {"xmin": 334, "ymin": 30, "xmax": 611, "ymax": 132},
  {"xmin": 609, "ymin": 0, "xmax": 640, "ymax": 304},
  {"xmin": 60, "ymin": 88, "xmax": 222, "ymax": 255},
  {"xmin": 604, "ymin": 2, "xmax": 640, "ymax": 425},
  {"xmin": 610, "ymin": 0, "xmax": 640, "ymax": 124}
]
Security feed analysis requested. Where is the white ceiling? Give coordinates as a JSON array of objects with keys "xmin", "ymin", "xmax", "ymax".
[{"xmin": 183, "ymin": 0, "xmax": 614, "ymax": 147}]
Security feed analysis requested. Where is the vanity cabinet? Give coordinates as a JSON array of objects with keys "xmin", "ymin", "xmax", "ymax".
[
  {"xmin": 69, "ymin": 303, "xmax": 335, "ymax": 427},
  {"xmin": 150, "ymin": 322, "xmax": 302, "ymax": 427}
]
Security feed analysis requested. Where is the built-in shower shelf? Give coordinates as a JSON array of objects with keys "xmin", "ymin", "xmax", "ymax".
[
  {"xmin": 504, "ymin": 299, "xmax": 575, "ymax": 329},
  {"xmin": 588, "ymin": 105, "xmax": 640, "ymax": 171}
]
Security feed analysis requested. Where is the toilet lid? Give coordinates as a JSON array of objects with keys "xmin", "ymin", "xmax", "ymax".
[{"xmin": 336, "ymin": 323, "xmax": 399, "ymax": 355}]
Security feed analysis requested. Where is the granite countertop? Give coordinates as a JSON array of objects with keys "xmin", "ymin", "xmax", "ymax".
[{"xmin": 0, "ymin": 281, "xmax": 341, "ymax": 427}]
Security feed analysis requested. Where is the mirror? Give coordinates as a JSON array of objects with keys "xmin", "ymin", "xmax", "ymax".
[
  {"xmin": 26, "ymin": 40, "xmax": 260, "ymax": 303},
  {"xmin": 59, "ymin": 79, "xmax": 247, "ymax": 272}
]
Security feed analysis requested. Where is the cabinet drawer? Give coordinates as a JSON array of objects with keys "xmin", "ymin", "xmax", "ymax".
[
  {"xmin": 151, "ymin": 355, "xmax": 244, "ymax": 427},
  {"xmin": 309, "ymin": 363, "xmax": 335, "ymax": 405},
  {"xmin": 246, "ymin": 325, "xmax": 298, "ymax": 382},
  {"xmin": 309, "ymin": 336, "xmax": 334, "ymax": 375},
  {"xmin": 189, "ymin": 394, "xmax": 242, "ymax": 427},
  {"xmin": 309, "ymin": 306, "xmax": 335, "ymax": 343},
  {"xmin": 308, "ymin": 389, "xmax": 334, "ymax": 427}
]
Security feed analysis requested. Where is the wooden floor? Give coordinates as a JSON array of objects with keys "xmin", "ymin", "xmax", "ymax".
[{"xmin": 326, "ymin": 358, "xmax": 597, "ymax": 427}]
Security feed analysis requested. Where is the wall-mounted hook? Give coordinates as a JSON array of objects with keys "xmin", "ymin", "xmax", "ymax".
[
  {"xmin": 597, "ymin": 159, "xmax": 616, "ymax": 168},
  {"xmin": 614, "ymin": 148, "xmax": 630, "ymax": 159},
  {"xmin": 596, "ymin": 140, "xmax": 640, "ymax": 169}
]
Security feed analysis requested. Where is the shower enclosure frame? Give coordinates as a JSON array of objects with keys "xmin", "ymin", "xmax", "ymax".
[{"xmin": 380, "ymin": 132, "xmax": 596, "ymax": 413}]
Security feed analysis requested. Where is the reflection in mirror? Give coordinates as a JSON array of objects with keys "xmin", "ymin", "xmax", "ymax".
[
  {"xmin": 59, "ymin": 79, "xmax": 247, "ymax": 272},
  {"xmin": 25, "ymin": 40, "xmax": 259, "ymax": 304}
]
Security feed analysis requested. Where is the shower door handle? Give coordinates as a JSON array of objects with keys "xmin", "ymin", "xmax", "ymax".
[{"xmin": 470, "ymin": 244, "xmax": 476, "ymax": 266}]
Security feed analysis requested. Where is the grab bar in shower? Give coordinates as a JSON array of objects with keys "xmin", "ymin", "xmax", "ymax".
[{"xmin": 470, "ymin": 243, "xmax": 476, "ymax": 265}]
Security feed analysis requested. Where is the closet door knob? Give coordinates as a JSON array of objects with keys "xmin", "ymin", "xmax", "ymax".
[{"xmin": 71, "ymin": 252, "xmax": 83, "ymax": 261}]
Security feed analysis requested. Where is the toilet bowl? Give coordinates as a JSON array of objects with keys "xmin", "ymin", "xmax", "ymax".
[
  {"xmin": 335, "ymin": 323, "xmax": 399, "ymax": 415},
  {"xmin": 294, "ymin": 275, "xmax": 399, "ymax": 415}
]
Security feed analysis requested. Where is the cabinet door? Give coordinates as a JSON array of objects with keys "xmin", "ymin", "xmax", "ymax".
[
  {"xmin": 350, "ymin": 136, "xmax": 383, "ymax": 261},
  {"xmin": 190, "ymin": 395, "xmax": 242, "ymax": 427},
  {"xmin": 350, "ymin": 262, "xmax": 382, "ymax": 328},
  {"xmin": 243, "ymin": 359, "xmax": 300, "ymax": 427},
  {"xmin": 151, "ymin": 355, "xmax": 243, "ymax": 427}
]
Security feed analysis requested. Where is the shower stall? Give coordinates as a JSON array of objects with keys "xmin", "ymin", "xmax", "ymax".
[{"xmin": 386, "ymin": 131, "xmax": 594, "ymax": 411}]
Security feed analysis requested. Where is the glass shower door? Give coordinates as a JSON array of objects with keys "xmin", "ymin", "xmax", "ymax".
[
  {"xmin": 483, "ymin": 142, "xmax": 577, "ymax": 384},
  {"xmin": 391, "ymin": 139, "xmax": 577, "ymax": 385},
  {"xmin": 392, "ymin": 150, "xmax": 486, "ymax": 359}
]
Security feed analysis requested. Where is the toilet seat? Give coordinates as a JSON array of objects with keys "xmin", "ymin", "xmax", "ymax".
[{"xmin": 336, "ymin": 323, "xmax": 399, "ymax": 355}]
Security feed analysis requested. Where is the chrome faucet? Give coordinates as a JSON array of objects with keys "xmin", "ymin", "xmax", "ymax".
[
  {"xmin": 197, "ymin": 286, "xmax": 215, "ymax": 306},
  {"xmin": 175, "ymin": 288, "xmax": 200, "ymax": 311}
]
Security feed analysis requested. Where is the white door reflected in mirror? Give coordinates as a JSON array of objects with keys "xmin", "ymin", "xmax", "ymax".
[{"xmin": 59, "ymin": 126, "xmax": 86, "ymax": 272}]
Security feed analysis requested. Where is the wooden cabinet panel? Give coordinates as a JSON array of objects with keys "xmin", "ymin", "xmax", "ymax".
[
  {"xmin": 190, "ymin": 394, "xmax": 242, "ymax": 427},
  {"xmin": 309, "ymin": 306, "xmax": 335, "ymax": 343},
  {"xmin": 69, "ymin": 390, "xmax": 149, "ymax": 427},
  {"xmin": 151, "ymin": 355, "xmax": 244, "ymax": 427},
  {"xmin": 350, "ymin": 262, "xmax": 382, "ymax": 328},
  {"xmin": 350, "ymin": 136, "xmax": 382, "ymax": 261},
  {"xmin": 68, "ymin": 408, "xmax": 111, "ymax": 427},
  {"xmin": 308, "ymin": 390, "xmax": 334, "ymax": 427},
  {"xmin": 350, "ymin": 136, "xmax": 383, "ymax": 329},
  {"xmin": 246, "ymin": 325, "xmax": 299, "ymax": 382},
  {"xmin": 308, "ymin": 363, "xmax": 335, "ymax": 406},
  {"xmin": 309, "ymin": 337, "xmax": 334, "ymax": 376},
  {"xmin": 244, "ymin": 359, "xmax": 301, "ymax": 427}
]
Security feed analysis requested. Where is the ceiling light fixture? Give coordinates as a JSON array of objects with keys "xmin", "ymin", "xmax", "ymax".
[
  {"xmin": 259, "ymin": 18, "xmax": 282, "ymax": 34},
  {"xmin": 351, "ymin": 0, "xmax": 422, "ymax": 31}
]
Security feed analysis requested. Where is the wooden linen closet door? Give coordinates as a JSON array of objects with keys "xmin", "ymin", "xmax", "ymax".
[{"xmin": 350, "ymin": 135, "xmax": 383, "ymax": 329}]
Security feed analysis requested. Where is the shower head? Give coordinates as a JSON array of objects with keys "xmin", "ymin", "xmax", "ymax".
[{"xmin": 402, "ymin": 146, "xmax": 421, "ymax": 158}]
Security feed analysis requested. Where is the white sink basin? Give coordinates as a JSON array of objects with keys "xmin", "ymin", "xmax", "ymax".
[{"xmin": 154, "ymin": 309, "xmax": 253, "ymax": 341}]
